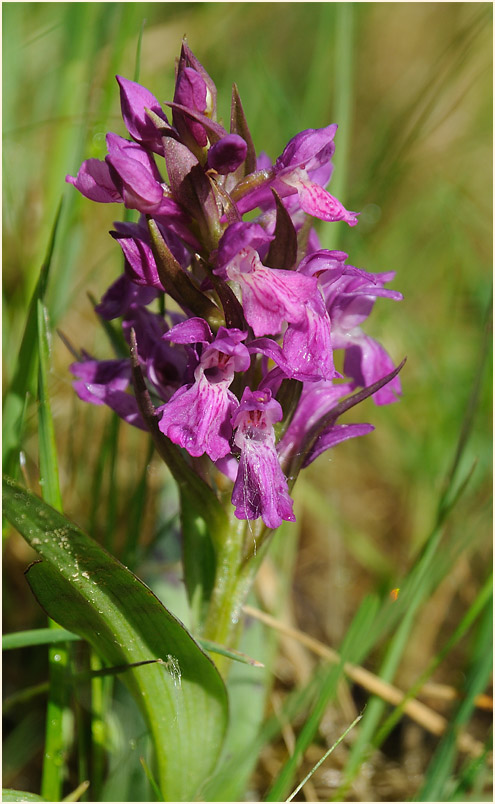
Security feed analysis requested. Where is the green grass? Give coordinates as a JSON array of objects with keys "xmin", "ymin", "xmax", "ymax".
[{"xmin": 3, "ymin": 3, "xmax": 492, "ymax": 801}]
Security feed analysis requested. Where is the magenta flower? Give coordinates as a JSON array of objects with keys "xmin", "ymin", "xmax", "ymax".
[
  {"xmin": 67, "ymin": 134, "xmax": 177, "ymax": 216},
  {"xmin": 67, "ymin": 43, "xmax": 403, "ymax": 531},
  {"xmin": 158, "ymin": 326, "xmax": 250, "ymax": 460},
  {"xmin": 207, "ymin": 134, "xmax": 248, "ymax": 175},
  {"xmin": 116, "ymin": 75, "xmax": 171, "ymax": 154},
  {"xmin": 231, "ymin": 389, "xmax": 295, "ymax": 529},
  {"xmin": 236, "ymin": 125, "xmax": 358, "ymax": 226},
  {"xmin": 71, "ymin": 358, "xmax": 146, "ymax": 430}
]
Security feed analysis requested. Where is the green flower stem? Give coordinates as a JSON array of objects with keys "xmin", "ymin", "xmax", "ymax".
[{"xmin": 201, "ymin": 513, "xmax": 267, "ymax": 674}]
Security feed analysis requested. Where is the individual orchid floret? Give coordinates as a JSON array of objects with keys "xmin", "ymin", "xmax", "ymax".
[
  {"xmin": 207, "ymin": 134, "xmax": 247, "ymax": 175},
  {"xmin": 66, "ymin": 134, "xmax": 174, "ymax": 216},
  {"xmin": 343, "ymin": 335, "xmax": 401, "ymax": 406},
  {"xmin": 235, "ymin": 125, "xmax": 358, "ymax": 226},
  {"xmin": 215, "ymin": 221, "xmax": 273, "ymax": 271},
  {"xmin": 104, "ymin": 134, "xmax": 168, "ymax": 214},
  {"xmin": 65, "ymin": 158, "xmax": 122, "ymax": 204},
  {"xmin": 223, "ymin": 246, "xmax": 320, "ymax": 337},
  {"xmin": 71, "ymin": 358, "xmax": 146, "ymax": 430},
  {"xmin": 231, "ymin": 388, "xmax": 295, "ymax": 529},
  {"xmin": 173, "ymin": 66, "xmax": 211, "ymax": 147},
  {"xmin": 215, "ymin": 226, "xmax": 320, "ymax": 337},
  {"xmin": 111, "ymin": 217, "xmax": 190, "ymax": 291},
  {"xmin": 94, "ymin": 274, "xmax": 158, "ymax": 321},
  {"xmin": 282, "ymin": 167, "xmax": 358, "ymax": 226},
  {"xmin": 158, "ymin": 325, "xmax": 250, "ymax": 461},
  {"xmin": 116, "ymin": 75, "xmax": 171, "ymax": 154},
  {"xmin": 274, "ymin": 126, "xmax": 357, "ymax": 225},
  {"xmin": 282, "ymin": 291, "xmax": 335, "ymax": 381},
  {"xmin": 112, "ymin": 222, "xmax": 166, "ymax": 291},
  {"xmin": 302, "ymin": 421, "xmax": 375, "ymax": 467},
  {"xmin": 277, "ymin": 380, "xmax": 373, "ymax": 468},
  {"xmin": 177, "ymin": 41, "xmax": 218, "ymax": 112},
  {"xmin": 319, "ymin": 260, "xmax": 403, "ymax": 404},
  {"xmin": 170, "ymin": 45, "xmax": 223, "ymax": 153}
]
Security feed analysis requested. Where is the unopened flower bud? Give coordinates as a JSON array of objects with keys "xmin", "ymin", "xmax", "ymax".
[{"xmin": 207, "ymin": 134, "xmax": 247, "ymax": 175}]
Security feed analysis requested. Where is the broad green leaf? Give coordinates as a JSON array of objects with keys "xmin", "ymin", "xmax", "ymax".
[
  {"xmin": 3, "ymin": 477, "xmax": 229, "ymax": 802},
  {"xmin": 2, "ymin": 790, "xmax": 45, "ymax": 802}
]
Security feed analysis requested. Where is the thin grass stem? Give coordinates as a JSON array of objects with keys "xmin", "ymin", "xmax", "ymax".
[{"xmin": 285, "ymin": 711, "xmax": 363, "ymax": 803}]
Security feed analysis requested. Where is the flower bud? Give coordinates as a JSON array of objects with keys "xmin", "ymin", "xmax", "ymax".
[{"xmin": 207, "ymin": 134, "xmax": 247, "ymax": 175}]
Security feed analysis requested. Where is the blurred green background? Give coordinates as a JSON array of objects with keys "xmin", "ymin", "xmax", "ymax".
[{"xmin": 3, "ymin": 2, "xmax": 492, "ymax": 800}]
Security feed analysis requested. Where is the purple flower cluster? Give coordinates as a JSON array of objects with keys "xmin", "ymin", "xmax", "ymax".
[{"xmin": 67, "ymin": 43, "xmax": 402, "ymax": 530}]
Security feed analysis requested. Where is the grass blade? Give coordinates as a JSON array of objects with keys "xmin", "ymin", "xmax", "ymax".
[
  {"xmin": 35, "ymin": 224, "xmax": 70, "ymax": 803},
  {"xmin": 3, "ymin": 628, "xmax": 80, "ymax": 650},
  {"xmin": 265, "ymin": 595, "xmax": 379, "ymax": 801},
  {"xmin": 3, "ymin": 202, "xmax": 62, "ymax": 477},
  {"xmin": 37, "ymin": 300, "xmax": 62, "ymax": 510},
  {"xmin": 373, "ymin": 573, "xmax": 493, "ymax": 749},
  {"xmin": 286, "ymin": 711, "xmax": 363, "ymax": 802},
  {"xmin": 417, "ymin": 601, "xmax": 493, "ymax": 801}
]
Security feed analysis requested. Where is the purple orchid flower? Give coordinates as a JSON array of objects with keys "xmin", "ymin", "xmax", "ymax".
[
  {"xmin": 71, "ymin": 358, "xmax": 146, "ymax": 430},
  {"xmin": 207, "ymin": 134, "xmax": 248, "ymax": 175},
  {"xmin": 67, "ymin": 134, "xmax": 177, "ymax": 216},
  {"xmin": 111, "ymin": 216, "xmax": 191, "ymax": 290},
  {"xmin": 231, "ymin": 388, "xmax": 295, "ymax": 529},
  {"xmin": 173, "ymin": 66, "xmax": 211, "ymax": 147},
  {"xmin": 158, "ymin": 325, "xmax": 250, "ymax": 460},
  {"xmin": 116, "ymin": 75, "xmax": 171, "ymax": 154},
  {"xmin": 318, "ymin": 258, "xmax": 403, "ymax": 404},
  {"xmin": 236, "ymin": 125, "xmax": 358, "ymax": 226},
  {"xmin": 277, "ymin": 380, "xmax": 374, "ymax": 467},
  {"xmin": 66, "ymin": 43, "xmax": 403, "ymax": 532},
  {"xmin": 95, "ymin": 274, "xmax": 158, "ymax": 321}
]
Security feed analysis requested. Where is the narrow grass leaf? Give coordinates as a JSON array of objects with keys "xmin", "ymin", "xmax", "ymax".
[
  {"xmin": 199, "ymin": 638, "xmax": 264, "ymax": 667},
  {"xmin": 266, "ymin": 595, "xmax": 379, "ymax": 802},
  {"xmin": 374, "ymin": 573, "xmax": 492, "ymax": 749},
  {"xmin": 2, "ymin": 791, "xmax": 45, "ymax": 802},
  {"xmin": 3, "ymin": 203, "xmax": 62, "ymax": 477},
  {"xmin": 61, "ymin": 780, "xmax": 90, "ymax": 802},
  {"xmin": 3, "ymin": 628, "xmax": 81, "ymax": 650},
  {"xmin": 139, "ymin": 756, "xmax": 164, "ymax": 802},
  {"xmin": 37, "ymin": 299, "xmax": 62, "ymax": 510},
  {"xmin": 35, "ymin": 230, "xmax": 71, "ymax": 803},
  {"xmin": 417, "ymin": 601, "xmax": 493, "ymax": 801},
  {"xmin": 3, "ymin": 682, "xmax": 50, "ymax": 714},
  {"xmin": 449, "ymin": 738, "xmax": 493, "ymax": 802},
  {"xmin": 206, "ymin": 656, "xmax": 325, "ymax": 800},
  {"xmin": 3, "ymin": 477, "xmax": 229, "ymax": 802},
  {"xmin": 286, "ymin": 711, "xmax": 363, "ymax": 802},
  {"xmin": 133, "ymin": 17, "xmax": 146, "ymax": 84}
]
